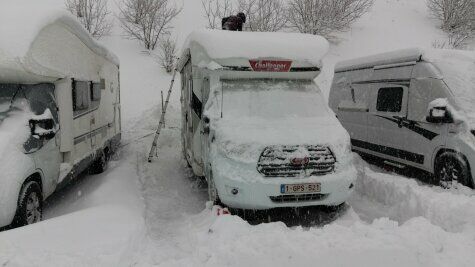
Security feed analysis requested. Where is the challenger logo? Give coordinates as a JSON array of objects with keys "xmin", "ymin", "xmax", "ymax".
[{"xmin": 249, "ymin": 60, "xmax": 292, "ymax": 72}]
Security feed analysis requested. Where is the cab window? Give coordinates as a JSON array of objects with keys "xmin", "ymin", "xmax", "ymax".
[{"xmin": 376, "ymin": 87, "xmax": 403, "ymax": 112}]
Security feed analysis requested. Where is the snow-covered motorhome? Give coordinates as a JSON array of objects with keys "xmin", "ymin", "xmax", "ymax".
[
  {"xmin": 178, "ymin": 30, "xmax": 356, "ymax": 210},
  {"xmin": 329, "ymin": 48, "xmax": 475, "ymax": 188},
  {"xmin": 0, "ymin": 9, "xmax": 121, "ymax": 228}
]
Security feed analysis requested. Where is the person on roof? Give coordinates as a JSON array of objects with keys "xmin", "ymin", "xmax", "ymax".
[{"xmin": 222, "ymin": 12, "xmax": 246, "ymax": 31}]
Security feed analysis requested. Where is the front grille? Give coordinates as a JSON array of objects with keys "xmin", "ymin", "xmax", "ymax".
[
  {"xmin": 270, "ymin": 193, "xmax": 328, "ymax": 203},
  {"xmin": 257, "ymin": 145, "xmax": 336, "ymax": 177}
]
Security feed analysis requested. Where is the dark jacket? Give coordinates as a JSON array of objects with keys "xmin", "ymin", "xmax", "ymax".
[{"xmin": 222, "ymin": 15, "xmax": 244, "ymax": 31}]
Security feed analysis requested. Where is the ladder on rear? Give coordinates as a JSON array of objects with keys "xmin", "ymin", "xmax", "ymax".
[{"xmin": 147, "ymin": 64, "xmax": 178, "ymax": 163}]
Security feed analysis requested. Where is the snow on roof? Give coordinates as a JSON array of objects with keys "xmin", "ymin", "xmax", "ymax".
[
  {"xmin": 0, "ymin": 0, "xmax": 119, "ymax": 81},
  {"xmin": 335, "ymin": 48, "xmax": 424, "ymax": 72},
  {"xmin": 182, "ymin": 29, "xmax": 329, "ymax": 68}
]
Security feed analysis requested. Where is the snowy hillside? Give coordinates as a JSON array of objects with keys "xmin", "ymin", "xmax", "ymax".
[{"xmin": 1, "ymin": 0, "xmax": 475, "ymax": 266}]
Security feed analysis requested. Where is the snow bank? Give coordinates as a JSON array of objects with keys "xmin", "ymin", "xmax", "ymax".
[
  {"xmin": 0, "ymin": 205, "xmax": 144, "ymax": 266},
  {"xmin": 183, "ymin": 29, "xmax": 329, "ymax": 67},
  {"xmin": 353, "ymin": 159, "xmax": 475, "ymax": 233},
  {"xmin": 134, "ymin": 207, "xmax": 475, "ymax": 267},
  {"xmin": 0, "ymin": 0, "xmax": 119, "ymax": 65}
]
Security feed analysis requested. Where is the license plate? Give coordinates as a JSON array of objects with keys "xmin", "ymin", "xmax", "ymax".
[{"xmin": 280, "ymin": 183, "xmax": 321, "ymax": 194}]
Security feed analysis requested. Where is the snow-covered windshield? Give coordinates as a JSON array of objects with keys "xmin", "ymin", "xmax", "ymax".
[
  {"xmin": 221, "ymin": 79, "xmax": 330, "ymax": 119},
  {"xmin": 425, "ymin": 50, "xmax": 475, "ymax": 124}
]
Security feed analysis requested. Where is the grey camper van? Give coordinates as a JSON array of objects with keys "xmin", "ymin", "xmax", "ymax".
[{"xmin": 329, "ymin": 48, "xmax": 475, "ymax": 189}]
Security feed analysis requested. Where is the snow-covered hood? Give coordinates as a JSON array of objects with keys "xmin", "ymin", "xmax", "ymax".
[{"xmin": 213, "ymin": 117, "xmax": 352, "ymax": 165}]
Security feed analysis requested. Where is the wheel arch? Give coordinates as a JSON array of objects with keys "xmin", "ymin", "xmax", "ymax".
[
  {"xmin": 22, "ymin": 171, "xmax": 44, "ymax": 199},
  {"xmin": 433, "ymin": 148, "xmax": 473, "ymax": 186}
]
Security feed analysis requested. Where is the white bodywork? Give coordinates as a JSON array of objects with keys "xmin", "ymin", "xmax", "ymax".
[
  {"xmin": 178, "ymin": 30, "xmax": 356, "ymax": 210},
  {"xmin": 0, "ymin": 8, "xmax": 121, "ymax": 227},
  {"xmin": 329, "ymin": 48, "xmax": 475, "ymax": 186}
]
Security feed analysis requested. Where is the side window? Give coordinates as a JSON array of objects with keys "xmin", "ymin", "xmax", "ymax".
[
  {"xmin": 191, "ymin": 92, "xmax": 202, "ymax": 119},
  {"xmin": 376, "ymin": 87, "xmax": 403, "ymax": 112},
  {"xmin": 91, "ymin": 82, "xmax": 101, "ymax": 102},
  {"xmin": 90, "ymin": 82, "xmax": 101, "ymax": 110},
  {"xmin": 73, "ymin": 81, "xmax": 90, "ymax": 111}
]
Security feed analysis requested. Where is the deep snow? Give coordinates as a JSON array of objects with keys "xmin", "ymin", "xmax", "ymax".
[{"xmin": 1, "ymin": 0, "xmax": 475, "ymax": 266}]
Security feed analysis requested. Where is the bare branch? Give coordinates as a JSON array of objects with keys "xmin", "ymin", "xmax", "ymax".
[
  {"xmin": 119, "ymin": 0, "xmax": 182, "ymax": 50},
  {"xmin": 427, "ymin": 0, "xmax": 475, "ymax": 48},
  {"xmin": 201, "ymin": 0, "xmax": 235, "ymax": 29},
  {"xmin": 286, "ymin": 0, "xmax": 374, "ymax": 39},
  {"xmin": 65, "ymin": 0, "xmax": 113, "ymax": 38},
  {"xmin": 156, "ymin": 36, "xmax": 177, "ymax": 73},
  {"xmin": 237, "ymin": 0, "xmax": 288, "ymax": 32}
]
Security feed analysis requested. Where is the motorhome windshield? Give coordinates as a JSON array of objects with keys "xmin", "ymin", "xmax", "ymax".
[
  {"xmin": 427, "ymin": 51, "xmax": 475, "ymax": 121},
  {"xmin": 221, "ymin": 79, "xmax": 331, "ymax": 119},
  {"xmin": 0, "ymin": 83, "xmax": 57, "ymax": 123}
]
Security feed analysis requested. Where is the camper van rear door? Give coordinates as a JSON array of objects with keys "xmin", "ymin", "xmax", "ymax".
[{"xmin": 249, "ymin": 60, "xmax": 292, "ymax": 72}]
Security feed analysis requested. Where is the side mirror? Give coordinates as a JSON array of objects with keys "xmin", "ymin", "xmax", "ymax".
[
  {"xmin": 29, "ymin": 118, "xmax": 56, "ymax": 140},
  {"xmin": 202, "ymin": 116, "xmax": 210, "ymax": 135},
  {"xmin": 426, "ymin": 106, "xmax": 453, "ymax": 124}
]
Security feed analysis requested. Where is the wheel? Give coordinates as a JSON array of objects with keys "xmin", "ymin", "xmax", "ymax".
[
  {"xmin": 13, "ymin": 181, "xmax": 42, "ymax": 227},
  {"xmin": 435, "ymin": 153, "xmax": 473, "ymax": 188},
  {"xmin": 89, "ymin": 150, "xmax": 108, "ymax": 174}
]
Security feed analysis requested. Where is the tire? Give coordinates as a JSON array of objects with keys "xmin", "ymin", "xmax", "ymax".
[
  {"xmin": 89, "ymin": 150, "xmax": 108, "ymax": 174},
  {"xmin": 435, "ymin": 153, "xmax": 473, "ymax": 189},
  {"xmin": 13, "ymin": 181, "xmax": 42, "ymax": 227}
]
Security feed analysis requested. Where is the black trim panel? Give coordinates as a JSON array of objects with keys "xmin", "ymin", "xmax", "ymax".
[
  {"xmin": 375, "ymin": 115, "xmax": 439, "ymax": 140},
  {"xmin": 352, "ymin": 79, "xmax": 411, "ymax": 86},
  {"xmin": 351, "ymin": 139, "xmax": 424, "ymax": 164}
]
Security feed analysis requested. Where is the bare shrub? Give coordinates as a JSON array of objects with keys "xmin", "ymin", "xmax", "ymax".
[
  {"xmin": 427, "ymin": 0, "xmax": 475, "ymax": 48},
  {"xmin": 119, "ymin": 0, "xmax": 182, "ymax": 50},
  {"xmin": 287, "ymin": 0, "xmax": 374, "ymax": 38},
  {"xmin": 65, "ymin": 0, "xmax": 112, "ymax": 38},
  {"xmin": 201, "ymin": 0, "xmax": 235, "ymax": 29},
  {"xmin": 201, "ymin": 0, "xmax": 287, "ymax": 32},
  {"xmin": 157, "ymin": 37, "xmax": 177, "ymax": 73},
  {"xmin": 236, "ymin": 0, "xmax": 288, "ymax": 32}
]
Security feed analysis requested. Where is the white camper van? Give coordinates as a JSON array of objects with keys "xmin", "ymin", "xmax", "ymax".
[
  {"xmin": 178, "ymin": 30, "xmax": 356, "ymax": 210},
  {"xmin": 0, "ymin": 12, "xmax": 121, "ymax": 228},
  {"xmin": 329, "ymin": 48, "xmax": 475, "ymax": 189}
]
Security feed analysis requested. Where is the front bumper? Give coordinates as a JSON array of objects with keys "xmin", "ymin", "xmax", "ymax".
[{"xmin": 213, "ymin": 167, "xmax": 356, "ymax": 210}]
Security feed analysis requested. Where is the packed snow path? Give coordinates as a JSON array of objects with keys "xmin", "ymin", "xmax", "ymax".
[{"xmin": 117, "ymin": 101, "xmax": 475, "ymax": 266}]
